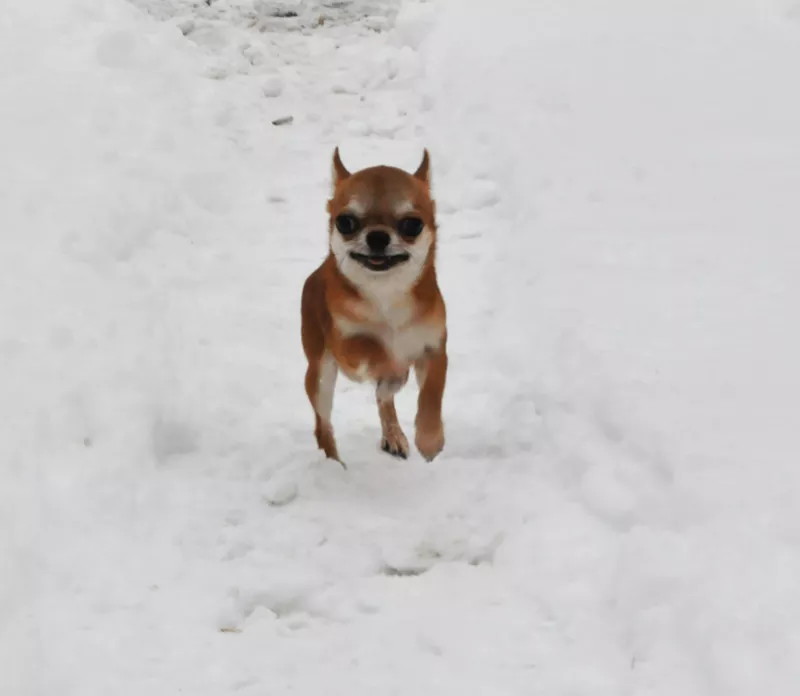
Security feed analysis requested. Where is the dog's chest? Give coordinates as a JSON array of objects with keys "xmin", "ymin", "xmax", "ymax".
[{"xmin": 337, "ymin": 299, "xmax": 441, "ymax": 364}]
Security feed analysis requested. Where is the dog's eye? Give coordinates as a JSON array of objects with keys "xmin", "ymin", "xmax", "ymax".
[
  {"xmin": 335, "ymin": 214, "xmax": 360, "ymax": 236},
  {"xmin": 397, "ymin": 217, "xmax": 424, "ymax": 238}
]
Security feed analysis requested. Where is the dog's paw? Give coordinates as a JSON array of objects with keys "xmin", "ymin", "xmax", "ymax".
[
  {"xmin": 381, "ymin": 427, "xmax": 409, "ymax": 459},
  {"xmin": 415, "ymin": 423, "xmax": 444, "ymax": 462}
]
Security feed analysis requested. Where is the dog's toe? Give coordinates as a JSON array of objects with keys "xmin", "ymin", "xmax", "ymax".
[{"xmin": 381, "ymin": 430, "xmax": 409, "ymax": 459}]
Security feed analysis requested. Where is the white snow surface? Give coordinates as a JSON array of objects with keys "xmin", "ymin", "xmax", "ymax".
[{"xmin": 3, "ymin": 0, "xmax": 800, "ymax": 693}]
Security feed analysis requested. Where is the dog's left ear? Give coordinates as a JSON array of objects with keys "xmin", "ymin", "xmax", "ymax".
[
  {"xmin": 413, "ymin": 149, "xmax": 431, "ymax": 186},
  {"xmin": 332, "ymin": 147, "xmax": 351, "ymax": 187}
]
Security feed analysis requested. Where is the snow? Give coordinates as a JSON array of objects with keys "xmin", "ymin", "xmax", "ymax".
[{"xmin": 3, "ymin": 0, "xmax": 800, "ymax": 694}]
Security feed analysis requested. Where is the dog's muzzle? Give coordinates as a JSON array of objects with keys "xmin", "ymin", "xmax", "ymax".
[{"xmin": 349, "ymin": 251, "xmax": 410, "ymax": 272}]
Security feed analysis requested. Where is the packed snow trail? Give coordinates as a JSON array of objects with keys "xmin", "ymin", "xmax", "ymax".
[{"xmin": 3, "ymin": 0, "xmax": 800, "ymax": 694}]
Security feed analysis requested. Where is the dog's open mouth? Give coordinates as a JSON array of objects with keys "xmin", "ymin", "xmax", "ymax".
[{"xmin": 350, "ymin": 252, "xmax": 410, "ymax": 272}]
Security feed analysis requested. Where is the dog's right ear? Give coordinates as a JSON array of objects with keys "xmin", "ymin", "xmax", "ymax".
[{"xmin": 332, "ymin": 147, "xmax": 351, "ymax": 187}]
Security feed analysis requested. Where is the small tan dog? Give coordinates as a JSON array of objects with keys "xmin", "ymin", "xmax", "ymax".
[{"xmin": 301, "ymin": 148, "xmax": 448, "ymax": 466}]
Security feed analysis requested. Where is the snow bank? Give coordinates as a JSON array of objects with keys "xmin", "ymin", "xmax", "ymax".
[
  {"xmin": 422, "ymin": 0, "xmax": 800, "ymax": 693},
  {"xmin": 3, "ymin": 0, "xmax": 241, "ymax": 474},
  {"xmin": 1, "ymin": 0, "xmax": 270, "ymax": 690}
]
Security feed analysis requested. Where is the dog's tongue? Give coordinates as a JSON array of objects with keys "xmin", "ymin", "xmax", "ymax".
[{"xmin": 369, "ymin": 257, "xmax": 385, "ymax": 266}]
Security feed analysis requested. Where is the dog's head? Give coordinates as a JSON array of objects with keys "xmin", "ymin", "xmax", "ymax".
[{"xmin": 327, "ymin": 148, "xmax": 436, "ymax": 293}]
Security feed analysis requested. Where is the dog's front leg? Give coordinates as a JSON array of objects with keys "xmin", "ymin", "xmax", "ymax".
[
  {"xmin": 414, "ymin": 347, "xmax": 447, "ymax": 461},
  {"xmin": 376, "ymin": 371, "xmax": 410, "ymax": 459},
  {"xmin": 304, "ymin": 353, "xmax": 341, "ymax": 465}
]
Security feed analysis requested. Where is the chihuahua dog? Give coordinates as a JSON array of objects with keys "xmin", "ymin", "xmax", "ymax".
[{"xmin": 301, "ymin": 148, "xmax": 448, "ymax": 466}]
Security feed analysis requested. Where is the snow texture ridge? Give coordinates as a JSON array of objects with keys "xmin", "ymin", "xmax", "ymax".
[{"xmin": 2, "ymin": 0, "xmax": 800, "ymax": 694}]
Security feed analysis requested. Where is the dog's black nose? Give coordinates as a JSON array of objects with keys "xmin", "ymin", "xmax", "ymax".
[{"xmin": 366, "ymin": 229, "xmax": 391, "ymax": 253}]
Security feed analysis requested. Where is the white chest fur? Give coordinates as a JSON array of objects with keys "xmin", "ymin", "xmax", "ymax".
[{"xmin": 335, "ymin": 295, "xmax": 443, "ymax": 368}]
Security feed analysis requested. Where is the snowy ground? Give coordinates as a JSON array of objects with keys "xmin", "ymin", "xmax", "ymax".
[{"xmin": 3, "ymin": 0, "xmax": 800, "ymax": 693}]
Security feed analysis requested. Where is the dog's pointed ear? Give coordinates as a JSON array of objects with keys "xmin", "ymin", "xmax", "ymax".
[
  {"xmin": 413, "ymin": 149, "xmax": 431, "ymax": 186},
  {"xmin": 332, "ymin": 147, "xmax": 351, "ymax": 186}
]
